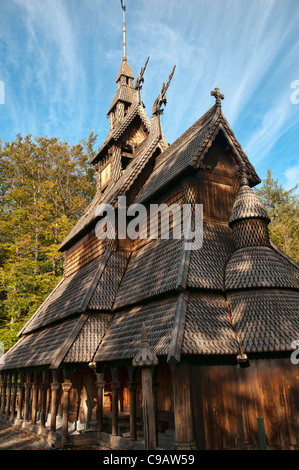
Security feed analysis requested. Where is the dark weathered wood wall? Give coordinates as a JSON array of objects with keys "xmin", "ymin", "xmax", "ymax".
[{"xmin": 189, "ymin": 357, "xmax": 299, "ymax": 450}]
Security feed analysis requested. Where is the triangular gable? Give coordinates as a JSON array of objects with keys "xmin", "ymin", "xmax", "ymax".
[{"xmin": 137, "ymin": 106, "xmax": 260, "ymax": 205}]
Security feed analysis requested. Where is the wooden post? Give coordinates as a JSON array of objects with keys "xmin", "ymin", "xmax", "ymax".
[
  {"xmin": 31, "ymin": 372, "xmax": 39, "ymax": 426},
  {"xmin": 128, "ymin": 382, "xmax": 137, "ymax": 441},
  {"xmin": 10, "ymin": 372, "xmax": 18, "ymax": 420},
  {"xmin": 39, "ymin": 371, "xmax": 48, "ymax": 432},
  {"xmin": 49, "ymin": 370, "xmax": 60, "ymax": 436},
  {"xmin": 61, "ymin": 369, "xmax": 73, "ymax": 448},
  {"xmin": 152, "ymin": 382, "xmax": 159, "ymax": 447},
  {"xmin": 23, "ymin": 372, "xmax": 31, "ymax": 424},
  {"xmin": 111, "ymin": 381, "xmax": 120, "ymax": 436},
  {"xmin": 132, "ymin": 323, "xmax": 158, "ymax": 450},
  {"xmin": 0, "ymin": 374, "xmax": 7, "ymax": 415},
  {"xmin": 5, "ymin": 373, "xmax": 12, "ymax": 417},
  {"xmin": 171, "ymin": 361, "xmax": 197, "ymax": 450},
  {"xmin": 95, "ymin": 372, "xmax": 105, "ymax": 441},
  {"xmin": 16, "ymin": 374, "xmax": 24, "ymax": 426}
]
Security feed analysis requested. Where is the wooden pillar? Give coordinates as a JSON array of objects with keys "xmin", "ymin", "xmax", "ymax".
[
  {"xmin": 39, "ymin": 371, "xmax": 48, "ymax": 431},
  {"xmin": 171, "ymin": 361, "xmax": 197, "ymax": 450},
  {"xmin": 50, "ymin": 371, "xmax": 60, "ymax": 435},
  {"xmin": 128, "ymin": 382, "xmax": 137, "ymax": 441},
  {"xmin": 31, "ymin": 372, "xmax": 39, "ymax": 425},
  {"xmin": 132, "ymin": 323, "xmax": 158, "ymax": 450},
  {"xmin": 10, "ymin": 372, "xmax": 18, "ymax": 420},
  {"xmin": 152, "ymin": 381, "xmax": 159, "ymax": 446},
  {"xmin": 23, "ymin": 372, "xmax": 32, "ymax": 423},
  {"xmin": 0, "ymin": 374, "xmax": 7, "ymax": 415},
  {"xmin": 111, "ymin": 381, "xmax": 120, "ymax": 436},
  {"xmin": 142, "ymin": 367, "xmax": 156, "ymax": 450},
  {"xmin": 5, "ymin": 373, "xmax": 12, "ymax": 417},
  {"xmin": 95, "ymin": 372, "xmax": 105, "ymax": 440},
  {"xmin": 16, "ymin": 374, "xmax": 25, "ymax": 425},
  {"xmin": 61, "ymin": 369, "xmax": 73, "ymax": 447}
]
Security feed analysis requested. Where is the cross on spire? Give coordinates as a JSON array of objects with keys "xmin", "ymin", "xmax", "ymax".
[{"xmin": 211, "ymin": 87, "xmax": 224, "ymax": 106}]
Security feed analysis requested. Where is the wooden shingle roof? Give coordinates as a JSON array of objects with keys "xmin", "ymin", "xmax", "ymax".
[
  {"xmin": 137, "ymin": 105, "xmax": 260, "ymax": 205},
  {"xmin": 1, "ymin": 88, "xmax": 299, "ymax": 371}
]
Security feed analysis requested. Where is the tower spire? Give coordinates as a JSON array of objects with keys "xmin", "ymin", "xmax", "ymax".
[{"xmin": 120, "ymin": 0, "xmax": 127, "ymax": 60}]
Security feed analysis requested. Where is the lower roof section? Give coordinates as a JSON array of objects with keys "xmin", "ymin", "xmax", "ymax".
[
  {"xmin": 182, "ymin": 293, "xmax": 240, "ymax": 356},
  {"xmin": 19, "ymin": 249, "xmax": 129, "ymax": 336},
  {"xmin": 94, "ymin": 295, "xmax": 180, "ymax": 362},
  {"xmin": 19, "ymin": 257, "xmax": 105, "ymax": 335},
  {"xmin": 0, "ymin": 313, "xmax": 112, "ymax": 371},
  {"xmin": 0, "ymin": 316, "xmax": 79, "ymax": 371},
  {"xmin": 227, "ymin": 289, "xmax": 299, "ymax": 353}
]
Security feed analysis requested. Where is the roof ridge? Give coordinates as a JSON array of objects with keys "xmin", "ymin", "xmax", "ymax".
[
  {"xmin": 50, "ymin": 313, "xmax": 89, "ymax": 369},
  {"xmin": 153, "ymin": 104, "xmax": 218, "ymax": 173},
  {"xmin": 218, "ymin": 111, "xmax": 261, "ymax": 184},
  {"xmin": 17, "ymin": 277, "xmax": 65, "ymax": 337}
]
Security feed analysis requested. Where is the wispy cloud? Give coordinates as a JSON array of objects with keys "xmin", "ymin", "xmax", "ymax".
[
  {"xmin": 284, "ymin": 160, "xmax": 299, "ymax": 190},
  {"xmin": 0, "ymin": 0, "xmax": 299, "ymax": 187}
]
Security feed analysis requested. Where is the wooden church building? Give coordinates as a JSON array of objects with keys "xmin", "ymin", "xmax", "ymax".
[{"xmin": 0, "ymin": 6, "xmax": 299, "ymax": 450}]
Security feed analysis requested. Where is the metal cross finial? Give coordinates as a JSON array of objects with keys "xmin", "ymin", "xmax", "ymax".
[
  {"xmin": 120, "ymin": 0, "xmax": 126, "ymax": 13},
  {"xmin": 211, "ymin": 87, "xmax": 224, "ymax": 106}
]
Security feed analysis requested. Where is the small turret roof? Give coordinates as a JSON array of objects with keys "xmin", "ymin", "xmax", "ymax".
[{"xmin": 229, "ymin": 184, "xmax": 270, "ymax": 227}]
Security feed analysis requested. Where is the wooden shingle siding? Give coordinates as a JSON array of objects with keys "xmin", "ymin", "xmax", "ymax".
[{"xmin": 64, "ymin": 229, "xmax": 106, "ymax": 277}]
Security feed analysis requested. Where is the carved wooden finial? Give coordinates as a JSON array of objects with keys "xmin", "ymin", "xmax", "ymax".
[
  {"xmin": 152, "ymin": 65, "xmax": 176, "ymax": 116},
  {"xmin": 211, "ymin": 87, "xmax": 224, "ymax": 106},
  {"xmin": 132, "ymin": 323, "xmax": 158, "ymax": 367},
  {"xmin": 134, "ymin": 56, "xmax": 150, "ymax": 90},
  {"xmin": 239, "ymin": 161, "xmax": 249, "ymax": 186}
]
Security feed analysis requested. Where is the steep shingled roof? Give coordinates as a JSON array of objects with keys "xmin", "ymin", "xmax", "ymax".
[
  {"xmin": 1, "ymin": 86, "xmax": 299, "ymax": 371},
  {"xmin": 137, "ymin": 106, "xmax": 260, "ymax": 205},
  {"xmin": 59, "ymin": 113, "xmax": 166, "ymax": 252}
]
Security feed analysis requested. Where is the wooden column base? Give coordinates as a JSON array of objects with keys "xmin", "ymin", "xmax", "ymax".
[{"xmin": 175, "ymin": 440, "xmax": 197, "ymax": 450}]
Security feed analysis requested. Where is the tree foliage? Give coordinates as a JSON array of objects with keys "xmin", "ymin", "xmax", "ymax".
[
  {"xmin": 0, "ymin": 132, "xmax": 97, "ymax": 350},
  {"xmin": 254, "ymin": 169, "xmax": 299, "ymax": 262}
]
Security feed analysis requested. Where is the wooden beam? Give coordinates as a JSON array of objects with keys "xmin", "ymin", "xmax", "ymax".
[
  {"xmin": 50, "ymin": 314, "xmax": 88, "ymax": 369},
  {"xmin": 167, "ymin": 292, "xmax": 188, "ymax": 364}
]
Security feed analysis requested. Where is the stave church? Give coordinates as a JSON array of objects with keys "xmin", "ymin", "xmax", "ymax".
[{"xmin": 0, "ymin": 4, "xmax": 299, "ymax": 450}]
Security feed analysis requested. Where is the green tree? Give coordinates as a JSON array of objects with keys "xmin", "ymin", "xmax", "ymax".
[
  {"xmin": 0, "ymin": 132, "xmax": 97, "ymax": 349},
  {"xmin": 254, "ymin": 169, "xmax": 299, "ymax": 262}
]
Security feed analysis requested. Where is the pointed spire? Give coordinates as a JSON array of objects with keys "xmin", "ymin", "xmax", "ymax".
[
  {"xmin": 120, "ymin": 0, "xmax": 127, "ymax": 60},
  {"xmin": 115, "ymin": 0, "xmax": 134, "ymax": 83},
  {"xmin": 211, "ymin": 87, "xmax": 224, "ymax": 107}
]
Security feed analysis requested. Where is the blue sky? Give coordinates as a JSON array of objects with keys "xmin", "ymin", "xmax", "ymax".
[{"xmin": 0, "ymin": 0, "xmax": 299, "ymax": 190}]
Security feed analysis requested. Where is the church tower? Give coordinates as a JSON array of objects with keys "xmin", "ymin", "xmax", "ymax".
[{"xmin": 91, "ymin": 2, "xmax": 152, "ymax": 190}]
